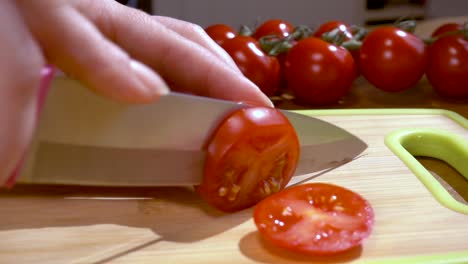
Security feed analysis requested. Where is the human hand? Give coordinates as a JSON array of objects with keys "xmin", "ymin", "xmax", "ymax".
[{"xmin": 0, "ymin": 0, "xmax": 272, "ymax": 186}]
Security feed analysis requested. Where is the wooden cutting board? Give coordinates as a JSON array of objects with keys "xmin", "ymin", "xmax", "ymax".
[{"xmin": 0, "ymin": 109, "xmax": 467, "ymax": 264}]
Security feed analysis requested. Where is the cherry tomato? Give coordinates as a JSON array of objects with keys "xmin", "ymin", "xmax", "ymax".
[
  {"xmin": 252, "ymin": 19, "xmax": 294, "ymax": 39},
  {"xmin": 426, "ymin": 35, "xmax": 468, "ymax": 98},
  {"xmin": 205, "ymin": 24, "xmax": 237, "ymax": 46},
  {"xmin": 431, "ymin": 23, "xmax": 463, "ymax": 38},
  {"xmin": 254, "ymin": 183, "xmax": 374, "ymax": 255},
  {"xmin": 221, "ymin": 36, "xmax": 281, "ymax": 96},
  {"xmin": 313, "ymin": 20, "xmax": 353, "ymax": 40},
  {"xmin": 359, "ymin": 26, "xmax": 427, "ymax": 92},
  {"xmin": 284, "ymin": 37, "xmax": 356, "ymax": 105},
  {"xmin": 196, "ymin": 107, "xmax": 300, "ymax": 212},
  {"xmin": 314, "ymin": 21, "xmax": 361, "ymax": 78}
]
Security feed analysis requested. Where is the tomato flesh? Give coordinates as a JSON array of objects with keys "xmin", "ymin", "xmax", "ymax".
[
  {"xmin": 254, "ymin": 183, "xmax": 374, "ymax": 255},
  {"xmin": 196, "ymin": 107, "xmax": 300, "ymax": 212}
]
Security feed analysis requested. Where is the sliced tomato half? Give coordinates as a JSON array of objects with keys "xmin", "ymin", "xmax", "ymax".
[
  {"xmin": 196, "ymin": 107, "xmax": 300, "ymax": 212},
  {"xmin": 254, "ymin": 183, "xmax": 374, "ymax": 255}
]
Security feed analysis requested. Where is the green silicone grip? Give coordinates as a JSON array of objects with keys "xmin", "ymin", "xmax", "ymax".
[{"xmin": 385, "ymin": 128, "xmax": 468, "ymax": 214}]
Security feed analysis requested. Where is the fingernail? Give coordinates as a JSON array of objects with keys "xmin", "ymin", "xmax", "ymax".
[
  {"xmin": 237, "ymin": 100, "xmax": 271, "ymax": 107},
  {"xmin": 264, "ymin": 98, "xmax": 275, "ymax": 108},
  {"xmin": 240, "ymin": 77, "xmax": 275, "ymax": 108},
  {"xmin": 130, "ymin": 60, "xmax": 169, "ymax": 98},
  {"xmin": 3, "ymin": 65, "xmax": 55, "ymax": 188}
]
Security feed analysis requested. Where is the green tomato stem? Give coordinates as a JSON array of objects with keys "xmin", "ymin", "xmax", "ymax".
[
  {"xmin": 342, "ymin": 39, "xmax": 362, "ymax": 51},
  {"xmin": 396, "ymin": 20, "xmax": 417, "ymax": 33},
  {"xmin": 350, "ymin": 25, "xmax": 368, "ymax": 41},
  {"xmin": 239, "ymin": 25, "xmax": 253, "ymax": 36},
  {"xmin": 259, "ymin": 25, "xmax": 314, "ymax": 56}
]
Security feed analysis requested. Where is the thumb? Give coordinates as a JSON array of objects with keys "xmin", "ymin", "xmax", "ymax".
[
  {"xmin": 0, "ymin": 1, "xmax": 45, "ymax": 186},
  {"xmin": 3, "ymin": 67, "xmax": 55, "ymax": 188}
]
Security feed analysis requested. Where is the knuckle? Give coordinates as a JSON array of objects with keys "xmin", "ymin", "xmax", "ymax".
[{"xmin": 185, "ymin": 23, "xmax": 206, "ymax": 37}]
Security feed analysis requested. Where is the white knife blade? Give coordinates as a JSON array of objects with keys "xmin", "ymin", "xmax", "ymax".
[{"xmin": 18, "ymin": 77, "xmax": 367, "ymax": 186}]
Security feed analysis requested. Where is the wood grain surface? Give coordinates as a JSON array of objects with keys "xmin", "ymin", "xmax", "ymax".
[{"xmin": 0, "ymin": 111, "xmax": 467, "ymax": 264}]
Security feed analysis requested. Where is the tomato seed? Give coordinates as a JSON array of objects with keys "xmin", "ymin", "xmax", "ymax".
[
  {"xmin": 262, "ymin": 180, "xmax": 272, "ymax": 195},
  {"xmin": 282, "ymin": 206, "xmax": 293, "ymax": 216},
  {"xmin": 268, "ymin": 177, "xmax": 279, "ymax": 191},
  {"xmin": 334, "ymin": 205, "xmax": 345, "ymax": 212},
  {"xmin": 225, "ymin": 169, "xmax": 236, "ymax": 182},
  {"xmin": 218, "ymin": 187, "xmax": 228, "ymax": 197},
  {"xmin": 227, "ymin": 184, "xmax": 241, "ymax": 201}
]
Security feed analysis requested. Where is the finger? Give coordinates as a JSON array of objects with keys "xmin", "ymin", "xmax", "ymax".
[
  {"xmin": 18, "ymin": 1, "xmax": 169, "ymax": 104},
  {"xmin": 152, "ymin": 16, "xmax": 242, "ymax": 74},
  {"xmin": 0, "ymin": 1, "xmax": 45, "ymax": 185},
  {"xmin": 77, "ymin": 0, "xmax": 273, "ymax": 107}
]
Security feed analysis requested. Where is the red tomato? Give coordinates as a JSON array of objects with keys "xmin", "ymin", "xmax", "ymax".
[
  {"xmin": 205, "ymin": 24, "xmax": 237, "ymax": 46},
  {"xmin": 252, "ymin": 19, "xmax": 294, "ymax": 39},
  {"xmin": 222, "ymin": 36, "xmax": 281, "ymax": 96},
  {"xmin": 359, "ymin": 26, "xmax": 427, "ymax": 92},
  {"xmin": 196, "ymin": 107, "xmax": 300, "ymax": 212},
  {"xmin": 431, "ymin": 23, "xmax": 463, "ymax": 38},
  {"xmin": 426, "ymin": 35, "xmax": 468, "ymax": 98},
  {"xmin": 314, "ymin": 21, "xmax": 361, "ymax": 78},
  {"xmin": 284, "ymin": 37, "xmax": 356, "ymax": 105},
  {"xmin": 313, "ymin": 20, "xmax": 353, "ymax": 40},
  {"xmin": 254, "ymin": 183, "xmax": 374, "ymax": 255}
]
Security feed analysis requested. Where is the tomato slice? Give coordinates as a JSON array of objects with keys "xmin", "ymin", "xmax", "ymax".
[
  {"xmin": 254, "ymin": 183, "xmax": 374, "ymax": 255},
  {"xmin": 196, "ymin": 107, "xmax": 300, "ymax": 212}
]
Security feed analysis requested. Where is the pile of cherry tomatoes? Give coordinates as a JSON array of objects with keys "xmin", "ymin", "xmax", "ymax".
[{"xmin": 205, "ymin": 19, "xmax": 468, "ymax": 105}]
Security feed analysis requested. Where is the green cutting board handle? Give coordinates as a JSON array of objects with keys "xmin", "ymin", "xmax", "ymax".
[{"xmin": 385, "ymin": 128, "xmax": 468, "ymax": 214}]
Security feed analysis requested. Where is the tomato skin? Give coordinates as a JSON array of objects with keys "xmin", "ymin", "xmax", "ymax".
[
  {"xmin": 431, "ymin": 23, "xmax": 463, "ymax": 38},
  {"xmin": 313, "ymin": 20, "xmax": 353, "ymax": 40},
  {"xmin": 196, "ymin": 107, "xmax": 300, "ymax": 212},
  {"xmin": 426, "ymin": 35, "xmax": 468, "ymax": 98},
  {"xmin": 284, "ymin": 37, "xmax": 356, "ymax": 105},
  {"xmin": 254, "ymin": 183, "xmax": 374, "ymax": 255},
  {"xmin": 314, "ymin": 21, "xmax": 361, "ymax": 78},
  {"xmin": 252, "ymin": 19, "xmax": 294, "ymax": 39},
  {"xmin": 359, "ymin": 27, "xmax": 427, "ymax": 92},
  {"xmin": 205, "ymin": 24, "xmax": 237, "ymax": 46},
  {"xmin": 222, "ymin": 36, "xmax": 281, "ymax": 96}
]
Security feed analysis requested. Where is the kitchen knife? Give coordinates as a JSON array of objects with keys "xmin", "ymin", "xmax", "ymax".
[{"xmin": 18, "ymin": 77, "xmax": 367, "ymax": 186}]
